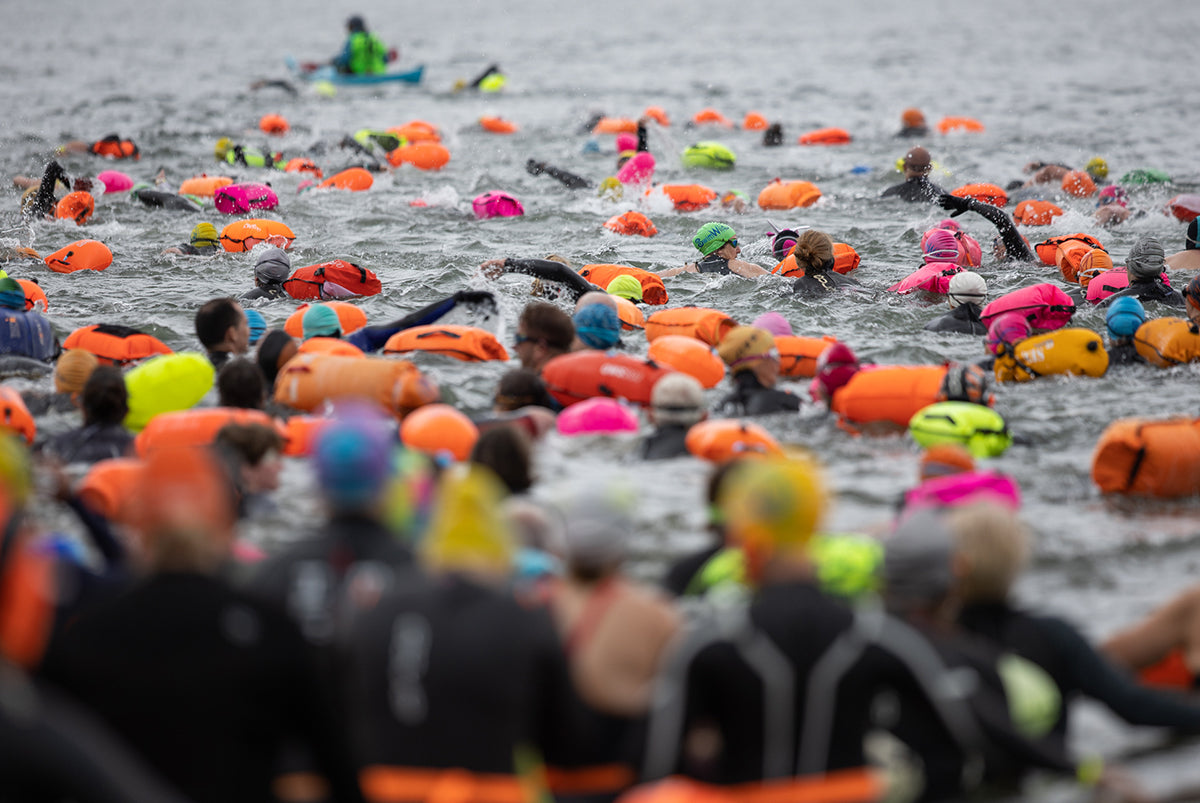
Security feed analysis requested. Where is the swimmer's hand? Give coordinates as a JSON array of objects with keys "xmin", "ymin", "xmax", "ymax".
[
  {"xmin": 525, "ymin": 159, "xmax": 546, "ymax": 176},
  {"xmin": 454, "ymin": 289, "xmax": 497, "ymax": 313},
  {"xmin": 480, "ymin": 258, "xmax": 507, "ymax": 279},
  {"xmin": 938, "ymin": 193, "xmax": 972, "ymax": 217}
]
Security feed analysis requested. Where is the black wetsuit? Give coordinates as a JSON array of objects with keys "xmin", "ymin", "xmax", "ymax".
[
  {"xmin": 718, "ymin": 371, "xmax": 801, "ymax": 416},
  {"xmin": 340, "ymin": 290, "xmax": 498, "ymax": 353},
  {"xmin": 880, "ymin": 176, "xmax": 946, "ymax": 204},
  {"xmin": 169, "ymin": 242, "xmax": 219, "ymax": 256},
  {"xmin": 924, "ymin": 302, "xmax": 987, "ymax": 335},
  {"xmin": 960, "ymin": 601, "xmax": 1200, "ymax": 740},
  {"xmin": 659, "ymin": 543, "xmax": 722, "ymax": 597},
  {"xmin": 500, "ymin": 258, "xmax": 597, "ymax": 302},
  {"xmin": 135, "ymin": 188, "xmax": 203, "ymax": 212},
  {"xmin": 39, "ymin": 423, "xmax": 134, "ymax": 465},
  {"xmin": 939, "ymin": 194, "xmax": 1036, "ymax": 263},
  {"xmin": 23, "ymin": 162, "xmax": 70, "ymax": 219},
  {"xmin": 1106, "ymin": 340, "xmax": 1145, "ymax": 366},
  {"xmin": 695, "ymin": 254, "xmax": 731, "ymax": 275},
  {"xmin": 342, "ymin": 571, "xmax": 575, "ymax": 774},
  {"xmin": 639, "ymin": 424, "xmax": 692, "ymax": 461},
  {"xmin": 896, "ymin": 125, "xmax": 929, "ymax": 138},
  {"xmin": 792, "ymin": 269, "xmax": 861, "ymax": 296},
  {"xmin": 38, "ymin": 572, "xmax": 366, "ymax": 803},
  {"xmin": 1101, "ymin": 277, "xmax": 1186, "ymax": 309},
  {"xmin": 241, "ymin": 282, "xmax": 288, "ymax": 302},
  {"xmin": 206, "ymin": 349, "xmax": 233, "ymax": 370}
]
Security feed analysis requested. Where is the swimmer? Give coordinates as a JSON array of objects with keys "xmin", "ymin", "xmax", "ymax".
[
  {"xmin": 880, "ymin": 146, "xmax": 945, "ymax": 203},
  {"xmin": 213, "ymin": 138, "xmax": 287, "ymax": 170},
  {"xmin": 1165, "ymin": 219, "xmax": 1200, "ymax": 272},
  {"xmin": 1101, "ymin": 236, "xmax": 1185, "ymax": 309},
  {"xmin": 217, "ymin": 358, "xmax": 267, "ymax": 410},
  {"xmin": 38, "ymin": 366, "xmax": 134, "ymax": 465},
  {"xmin": 19, "ymin": 161, "xmax": 72, "ymax": 219},
  {"xmin": 241, "ymin": 247, "xmax": 291, "ymax": 301},
  {"xmin": 789, "ymin": 229, "xmax": 863, "ymax": 295},
  {"xmin": 296, "ymin": 290, "xmax": 498, "ymax": 354},
  {"xmin": 161, "ymin": 222, "xmax": 220, "ymax": 256},
  {"xmin": 896, "ymin": 107, "xmax": 929, "ymax": 138},
  {"xmin": 1104, "ymin": 297, "xmax": 1147, "ymax": 366},
  {"xmin": 661, "ymin": 222, "xmax": 768, "ymax": 278},
  {"xmin": 481, "ymin": 255, "xmax": 597, "ymax": 301},
  {"xmin": 213, "ymin": 422, "xmax": 285, "ymax": 520},
  {"xmin": 716, "ymin": 326, "xmax": 801, "ymax": 415},
  {"xmin": 255, "ymin": 329, "xmax": 299, "ymax": 389},
  {"xmin": 469, "ymin": 425, "xmax": 533, "ymax": 496},
  {"xmin": 453, "ymin": 62, "xmax": 505, "ymax": 92},
  {"xmin": 1183, "ymin": 275, "xmax": 1200, "ymax": 328},
  {"xmin": 640, "ymin": 373, "xmax": 707, "ymax": 461},
  {"xmin": 55, "ymin": 134, "xmax": 140, "ymax": 160},
  {"xmin": 513, "ymin": 301, "xmax": 574, "ymax": 374},
  {"xmin": 527, "ymin": 117, "xmax": 653, "ymax": 190},
  {"xmin": 195, "ymin": 297, "xmax": 251, "ymax": 369},
  {"xmin": 22, "ymin": 348, "xmax": 99, "ymax": 416},
  {"xmin": 0, "ymin": 278, "xmax": 58, "ymax": 362},
  {"xmin": 572, "ymin": 303, "xmax": 621, "ymax": 351},
  {"xmin": 330, "ymin": 15, "xmax": 395, "ymax": 75},
  {"xmin": 939, "ymin": 193, "xmax": 1037, "ymax": 263},
  {"xmin": 924, "ymin": 271, "xmax": 989, "ymax": 334},
  {"xmin": 1094, "ymin": 185, "xmax": 1133, "ymax": 228},
  {"xmin": 492, "ymin": 368, "xmax": 557, "ymax": 413}
]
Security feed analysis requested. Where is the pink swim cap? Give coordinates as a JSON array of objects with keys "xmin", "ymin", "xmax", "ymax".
[
  {"xmin": 923, "ymin": 229, "xmax": 960, "ymax": 263},
  {"xmin": 616, "ymin": 152, "xmax": 656, "ymax": 185},
  {"xmin": 615, "ymin": 133, "xmax": 638, "ymax": 153},
  {"xmin": 814, "ymin": 342, "xmax": 859, "ymax": 401},
  {"xmin": 935, "ymin": 218, "xmax": 962, "ymax": 232},
  {"xmin": 751, "ymin": 312, "xmax": 794, "ymax": 338},
  {"xmin": 472, "ymin": 191, "xmax": 525, "ymax": 219},
  {"xmin": 96, "ymin": 170, "xmax": 133, "ymax": 193}
]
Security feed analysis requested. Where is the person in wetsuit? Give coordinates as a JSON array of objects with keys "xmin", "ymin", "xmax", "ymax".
[
  {"xmin": 640, "ymin": 373, "xmax": 706, "ymax": 461},
  {"xmin": 790, "ymin": 229, "xmax": 862, "ymax": 295},
  {"xmin": 925, "ymin": 271, "xmax": 989, "ymax": 334},
  {"xmin": 661, "ymin": 222, "xmax": 768, "ymax": 278},
  {"xmin": 1102, "ymin": 235, "xmax": 1186, "ymax": 309},
  {"xmin": 38, "ymin": 367, "xmax": 133, "ymax": 465},
  {"xmin": 241, "ymin": 247, "xmax": 291, "ymax": 301},
  {"xmin": 1166, "ymin": 218, "xmax": 1200, "ymax": 272},
  {"xmin": 715, "ymin": 326, "xmax": 801, "ymax": 416},
  {"xmin": 195, "ymin": 297, "xmax": 250, "ymax": 370},
  {"xmin": 880, "ymin": 146, "xmax": 945, "ymax": 203},
  {"xmin": 939, "ymin": 193, "xmax": 1037, "ymax": 263},
  {"xmin": 0, "ymin": 277, "xmax": 59, "ymax": 362},
  {"xmin": 527, "ymin": 118, "xmax": 653, "ymax": 191},
  {"xmin": 1104, "ymin": 297, "xmax": 1147, "ymax": 367},
  {"xmin": 897, "ymin": 108, "xmax": 929, "ymax": 138},
  {"xmin": 161, "ymin": 222, "xmax": 220, "ymax": 256}
]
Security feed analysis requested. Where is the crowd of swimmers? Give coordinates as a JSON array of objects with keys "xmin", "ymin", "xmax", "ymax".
[{"xmin": 4, "ymin": 98, "xmax": 1200, "ymax": 803}]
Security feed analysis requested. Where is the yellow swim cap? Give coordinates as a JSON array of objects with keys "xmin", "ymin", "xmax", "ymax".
[
  {"xmin": 1086, "ymin": 157, "xmax": 1108, "ymax": 180},
  {"xmin": 214, "ymin": 138, "xmax": 232, "ymax": 161},
  {"xmin": 421, "ymin": 464, "xmax": 514, "ymax": 573},
  {"xmin": 605, "ymin": 274, "xmax": 643, "ymax": 301},
  {"xmin": 719, "ymin": 456, "xmax": 829, "ymax": 567},
  {"xmin": 598, "ymin": 176, "xmax": 623, "ymax": 200}
]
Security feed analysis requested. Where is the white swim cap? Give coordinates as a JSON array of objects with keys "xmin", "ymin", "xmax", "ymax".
[{"xmin": 947, "ymin": 271, "xmax": 987, "ymax": 308}]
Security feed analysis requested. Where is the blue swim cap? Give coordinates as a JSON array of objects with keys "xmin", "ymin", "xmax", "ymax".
[
  {"xmin": 302, "ymin": 303, "xmax": 342, "ymax": 340},
  {"xmin": 243, "ymin": 308, "xmax": 266, "ymax": 346},
  {"xmin": 313, "ymin": 404, "xmax": 395, "ymax": 510},
  {"xmin": 574, "ymin": 303, "xmax": 621, "ymax": 349},
  {"xmin": 1106, "ymin": 296, "xmax": 1147, "ymax": 339}
]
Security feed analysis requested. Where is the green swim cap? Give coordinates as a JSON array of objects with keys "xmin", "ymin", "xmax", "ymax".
[
  {"xmin": 693, "ymin": 222, "xmax": 736, "ymax": 255},
  {"xmin": 302, "ymin": 304, "xmax": 342, "ymax": 340},
  {"xmin": 606, "ymin": 275, "xmax": 643, "ymax": 301}
]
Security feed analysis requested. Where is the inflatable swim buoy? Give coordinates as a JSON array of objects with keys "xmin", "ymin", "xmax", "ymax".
[
  {"xmin": 908, "ymin": 401, "xmax": 1012, "ymax": 457},
  {"xmin": 1061, "ymin": 170, "xmax": 1097, "ymax": 198},
  {"xmin": 0, "ymin": 387, "xmax": 36, "ymax": 445},
  {"xmin": 179, "ymin": 175, "xmax": 234, "ymax": 197},
  {"xmin": 382, "ymin": 325, "xmax": 509, "ymax": 362},
  {"xmin": 592, "ymin": 117, "xmax": 638, "ymax": 135},
  {"xmin": 658, "ymin": 184, "xmax": 717, "ymax": 212},
  {"xmin": 135, "ymin": 407, "xmax": 282, "ymax": 458},
  {"xmin": 479, "ymin": 116, "xmax": 518, "ymax": 134},
  {"xmin": 772, "ymin": 244, "xmax": 859, "ymax": 277},
  {"xmin": 1092, "ymin": 417, "xmax": 1200, "ymax": 498},
  {"xmin": 643, "ymin": 307, "xmax": 737, "ymax": 346},
  {"xmin": 1167, "ymin": 194, "xmax": 1200, "ymax": 223},
  {"xmin": 43, "ymin": 240, "xmax": 112, "ymax": 273},
  {"xmin": 831, "ymin": 365, "xmax": 950, "ymax": 430},
  {"xmin": 797, "ymin": 127, "xmax": 852, "ymax": 146},
  {"xmin": 62, "ymin": 324, "xmax": 172, "ymax": 367},
  {"xmin": 1133, "ymin": 317, "xmax": 1200, "ymax": 368},
  {"xmin": 319, "ymin": 167, "xmax": 373, "ymax": 191},
  {"xmin": 578, "ymin": 264, "xmax": 668, "ymax": 306},
  {"xmin": 388, "ymin": 142, "xmax": 453, "ymax": 170},
  {"xmin": 1084, "ymin": 269, "xmax": 1132, "ymax": 304},
  {"xmin": 400, "ymin": 403, "xmax": 478, "ymax": 461},
  {"xmin": 259, "ymin": 114, "xmax": 289, "ymax": 135},
  {"xmin": 1055, "ymin": 240, "xmax": 1096, "ymax": 284},
  {"xmin": 123, "ymin": 352, "xmax": 216, "ymax": 432},
  {"xmin": 951, "ymin": 183, "xmax": 1007, "ymax": 207},
  {"xmin": 220, "ymin": 219, "xmax": 295, "ymax": 252},
  {"xmin": 776, "ymin": 335, "xmax": 839, "ymax": 378},
  {"xmin": 612, "ymin": 297, "xmax": 644, "ymax": 331},
  {"xmin": 283, "ymin": 260, "xmax": 381, "ymax": 300},
  {"xmin": 604, "ymin": 211, "xmax": 657, "ymax": 237},
  {"xmin": 283, "ymin": 302, "xmax": 367, "ymax": 339},
  {"xmin": 993, "ymin": 328, "xmax": 1108, "ymax": 383},
  {"xmin": 472, "ymin": 191, "xmax": 524, "ymax": 219},
  {"xmin": 54, "ymin": 191, "xmax": 95, "ymax": 226},
  {"xmin": 887, "ymin": 262, "xmax": 964, "ymax": 295},
  {"xmin": 89, "ymin": 137, "xmax": 139, "ymax": 160},
  {"xmin": 389, "ymin": 120, "xmax": 441, "ymax": 143},
  {"xmin": 642, "ymin": 106, "xmax": 670, "ymax": 127},
  {"xmin": 685, "ymin": 419, "xmax": 783, "ymax": 462},
  {"xmin": 742, "ymin": 112, "xmax": 769, "ymax": 131},
  {"xmin": 16, "ymin": 280, "xmax": 47, "ymax": 313},
  {"xmin": 904, "ymin": 470, "xmax": 1021, "ymax": 512},
  {"xmin": 274, "ymin": 353, "xmax": 439, "ymax": 419},
  {"xmin": 681, "ymin": 142, "xmax": 736, "ymax": 170},
  {"xmin": 937, "ymin": 116, "xmax": 985, "ymax": 134},
  {"xmin": 213, "ymin": 183, "xmax": 279, "ymax": 215},
  {"xmin": 279, "ymin": 415, "xmax": 328, "ymax": 458},
  {"xmin": 647, "ymin": 335, "xmax": 725, "ymax": 389},
  {"xmin": 1013, "ymin": 200, "xmax": 1064, "ymax": 227},
  {"xmin": 615, "ymin": 152, "xmax": 656, "ymax": 185},
  {"xmin": 1034, "ymin": 233, "xmax": 1105, "ymax": 267},
  {"xmin": 541, "ymin": 351, "xmax": 675, "ymax": 407},
  {"xmin": 691, "ymin": 109, "xmax": 733, "ymax": 128},
  {"xmin": 756, "ymin": 179, "xmax": 821, "ymax": 210},
  {"xmin": 296, "ymin": 337, "xmax": 365, "ymax": 358},
  {"xmin": 284, "ymin": 157, "xmax": 323, "ymax": 180},
  {"xmin": 557, "ymin": 397, "xmax": 640, "ymax": 436},
  {"xmin": 981, "ymin": 283, "xmax": 1075, "ymax": 332},
  {"xmin": 77, "ymin": 457, "xmax": 142, "ymax": 524},
  {"xmin": 96, "ymin": 170, "xmax": 133, "ymax": 194}
]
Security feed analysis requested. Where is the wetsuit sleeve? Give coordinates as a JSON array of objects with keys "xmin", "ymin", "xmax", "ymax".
[
  {"xmin": 939, "ymin": 194, "xmax": 1035, "ymax": 263},
  {"xmin": 25, "ymin": 162, "xmax": 68, "ymax": 219},
  {"xmin": 344, "ymin": 291, "xmax": 498, "ymax": 352},
  {"xmin": 637, "ymin": 121, "xmax": 649, "ymax": 153},
  {"xmin": 502, "ymin": 258, "xmax": 597, "ymax": 302},
  {"xmin": 1038, "ymin": 615, "xmax": 1200, "ymax": 731},
  {"xmin": 526, "ymin": 161, "xmax": 593, "ymax": 190}
]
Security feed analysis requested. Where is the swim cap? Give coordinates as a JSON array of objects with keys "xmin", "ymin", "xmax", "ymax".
[
  {"xmin": 815, "ymin": 342, "xmax": 859, "ymax": 400},
  {"xmin": 1187, "ymin": 219, "xmax": 1199, "ymax": 251},
  {"xmin": 190, "ymin": 222, "xmax": 219, "ymax": 249},
  {"xmin": 923, "ymin": 229, "xmax": 960, "ymax": 263},
  {"xmin": 717, "ymin": 326, "xmax": 776, "ymax": 372},
  {"xmin": 919, "ymin": 444, "xmax": 976, "ymax": 482},
  {"xmin": 243, "ymin": 308, "xmax": 266, "ymax": 346},
  {"xmin": 986, "ymin": 313, "xmax": 1031, "ymax": 356},
  {"xmin": 946, "ymin": 271, "xmax": 987, "ymax": 308},
  {"xmin": 1085, "ymin": 157, "xmax": 1109, "ymax": 180},
  {"xmin": 883, "ymin": 509, "xmax": 956, "ymax": 611},
  {"xmin": 561, "ymin": 486, "xmax": 634, "ymax": 570},
  {"xmin": 573, "ymin": 303, "xmax": 621, "ymax": 350},
  {"xmin": 1097, "ymin": 185, "xmax": 1128, "ymax": 208},
  {"xmin": 605, "ymin": 274, "xmax": 643, "ymax": 302},
  {"xmin": 901, "ymin": 108, "xmax": 926, "ymax": 128},
  {"xmin": 214, "ymin": 137, "xmax": 232, "ymax": 161},
  {"xmin": 615, "ymin": 133, "xmax": 638, "ymax": 153},
  {"xmin": 54, "ymin": 349, "xmax": 99, "ymax": 395},
  {"xmin": 751, "ymin": 312, "xmax": 794, "ymax": 338},
  {"xmin": 939, "ymin": 363, "xmax": 992, "ymax": 406},
  {"xmin": 1106, "ymin": 296, "xmax": 1147, "ymax": 339},
  {"xmin": 1061, "ymin": 170, "xmax": 1097, "ymax": 198},
  {"xmin": 771, "ymin": 229, "xmax": 801, "ymax": 262},
  {"xmin": 650, "ymin": 372, "xmax": 705, "ymax": 427},
  {"xmin": 693, "ymin": 222, "xmax": 736, "ymax": 256},
  {"xmin": 421, "ymin": 464, "xmax": 514, "ymax": 572},
  {"xmin": 719, "ymin": 456, "xmax": 828, "ymax": 565},
  {"xmin": 254, "ymin": 247, "xmax": 292, "ymax": 284},
  {"xmin": 935, "ymin": 218, "xmax": 962, "ymax": 233},
  {"xmin": 302, "ymin": 303, "xmax": 342, "ymax": 340},
  {"xmin": 903, "ymin": 146, "xmax": 931, "ymax": 171},
  {"xmin": 313, "ymin": 403, "xmax": 395, "ymax": 510},
  {"xmin": 1126, "ymin": 235, "xmax": 1166, "ymax": 280},
  {"xmin": 0, "ymin": 279, "xmax": 24, "ymax": 311},
  {"xmin": 1076, "ymin": 249, "xmax": 1113, "ymax": 288}
]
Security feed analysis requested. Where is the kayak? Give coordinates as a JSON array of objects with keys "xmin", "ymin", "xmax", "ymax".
[{"xmin": 285, "ymin": 56, "xmax": 424, "ymax": 85}]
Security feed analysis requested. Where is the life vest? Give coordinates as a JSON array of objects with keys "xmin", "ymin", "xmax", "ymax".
[
  {"xmin": 283, "ymin": 302, "xmax": 368, "ymax": 339},
  {"xmin": 541, "ymin": 351, "xmax": 674, "ymax": 407},
  {"xmin": 43, "ymin": 240, "xmax": 112, "ymax": 273},
  {"xmin": 831, "ymin": 365, "xmax": 949, "ymax": 429},
  {"xmin": 1055, "ymin": 240, "xmax": 1095, "ymax": 283},
  {"xmin": 691, "ymin": 108, "xmax": 733, "ymax": 127},
  {"xmin": 887, "ymin": 262, "xmax": 963, "ymax": 294},
  {"xmin": 756, "ymin": 179, "xmax": 822, "ymax": 209},
  {"xmin": 684, "ymin": 419, "xmax": 783, "ymax": 462},
  {"xmin": 950, "ymin": 183, "xmax": 1007, "ymax": 207},
  {"xmin": 0, "ymin": 387, "xmax": 36, "ymax": 445},
  {"xmin": 643, "ymin": 307, "xmax": 737, "ymax": 346},
  {"xmin": 592, "ymin": 117, "xmax": 638, "ymax": 135},
  {"xmin": 77, "ymin": 458, "xmax": 143, "ymax": 525},
  {"xmin": 1092, "ymin": 417, "xmax": 1200, "ymax": 498},
  {"xmin": 604, "ymin": 211, "xmax": 657, "ymax": 237},
  {"xmin": 123, "ymin": 352, "xmax": 216, "ymax": 432},
  {"xmin": 908, "ymin": 401, "xmax": 1013, "ymax": 457},
  {"xmin": 1133, "ymin": 317, "xmax": 1200, "ymax": 367},
  {"xmin": 577, "ymin": 264, "xmax": 668, "ymax": 305},
  {"xmin": 284, "ymin": 158, "xmax": 324, "ymax": 180},
  {"xmin": 796, "ymin": 127, "xmax": 852, "ymax": 145},
  {"xmin": 478, "ymin": 116, "xmax": 517, "ymax": 134},
  {"xmin": 89, "ymin": 135, "xmax": 139, "ymax": 160},
  {"xmin": 613, "ymin": 297, "xmax": 644, "ymax": 331},
  {"xmin": 135, "ymin": 407, "xmax": 283, "ymax": 458},
  {"xmin": 284, "ymin": 260, "xmax": 381, "ymax": 300},
  {"xmin": 681, "ymin": 142, "xmax": 736, "ymax": 169},
  {"xmin": 219, "ymin": 219, "xmax": 295, "ymax": 252},
  {"xmin": 1084, "ymin": 268, "xmax": 1130, "ymax": 304},
  {"xmin": 903, "ymin": 470, "xmax": 1022, "ymax": 513},
  {"xmin": 771, "ymin": 243, "xmax": 858, "ymax": 277},
  {"xmin": 1034, "ymin": 233, "xmax": 1105, "ymax": 267},
  {"xmin": 213, "ymin": 183, "xmax": 279, "ymax": 215},
  {"xmin": 274, "ymin": 353, "xmax": 439, "ymax": 419},
  {"xmin": 776, "ymin": 335, "xmax": 838, "ymax": 378},
  {"xmin": 646, "ymin": 335, "xmax": 726, "ymax": 388},
  {"xmin": 62, "ymin": 324, "xmax": 172, "ymax": 366},
  {"xmin": 347, "ymin": 31, "xmax": 388, "ymax": 75},
  {"xmin": 178, "ymin": 174, "xmax": 234, "ymax": 197},
  {"xmin": 980, "ymin": 283, "xmax": 1075, "ymax": 331},
  {"xmin": 382, "ymin": 325, "xmax": 509, "ymax": 362},
  {"xmin": 296, "ymin": 337, "xmax": 366, "ymax": 359},
  {"xmin": 0, "ymin": 309, "xmax": 57, "ymax": 362},
  {"xmin": 993, "ymin": 328, "xmax": 1108, "ymax": 383},
  {"xmin": 320, "ymin": 167, "xmax": 374, "ymax": 191},
  {"xmin": 658, "ymin": 184, "xmax": 717, "ymax": 212},
  {"xmin": 389, "ymin": 120, "xmax": 441, "ymax": 143},
  {"xmin": 1013, "ymin": 200, "xmax": 1064, "ymax": 227},
  {"xmin": 937, "ymin": 116, "xmax": 985, "ymax": 134},
  {"xmin": 386, "ymin": 142, "xmax": 451, "ymax": 170},
  {"xmin": 16, "ymin": 280, "xmax": 47, "ymax": 313}
]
